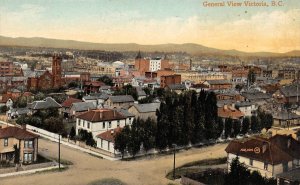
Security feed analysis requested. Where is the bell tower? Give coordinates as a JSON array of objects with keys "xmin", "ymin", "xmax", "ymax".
[{"xmin": 52, "ymin": 55, "xmax": 62, "ymax": 88}]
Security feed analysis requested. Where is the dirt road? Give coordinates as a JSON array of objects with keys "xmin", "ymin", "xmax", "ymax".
[{"xmin": 1, "ymin": 139, "xmax": 227, "ymax": 185}]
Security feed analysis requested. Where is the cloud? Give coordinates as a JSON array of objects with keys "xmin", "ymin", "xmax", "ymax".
[{"xmin": 0, "ymin": 6, "xmax": 299, "ymax": 52}]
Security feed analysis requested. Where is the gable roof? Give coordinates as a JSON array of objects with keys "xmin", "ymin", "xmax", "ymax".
[
  {"xmin": 76, "ymin": 109, "xmax": 126, "ymax": 122},
  {"xmin": 96, "ymin": 127, "xmax": 122, "ymax": 143},
  {"xmin": 225, "ymin": 135, "xmax": 300, "ymax": 165},
  {"xmin": 131, "ymin": 103, "xmax": 160, "ymax": 113},
  {"xmin": 280, "ymin": 84, "xmax": 300, "ymax": 97},
  {"xmin": 71, "ymin": 102, "xmax": 97, "ymax": 112},
  {"xmin": 108, "ymin": 95, "xmax": 134, "ymax": 103},
  {"xmin": 218, "ymin": 105, "xmax": 244, "ymax": 119},
  {"xmin": 0, "ymin": 127, "xmax": 38, "ymax": 140},
  {"xmin": 28, "ymin": 97, "xmax": 62, "ymax": 110},
  {"xmin": 61, "ymin": 97, "xmax": 82, "ymax": 108}
]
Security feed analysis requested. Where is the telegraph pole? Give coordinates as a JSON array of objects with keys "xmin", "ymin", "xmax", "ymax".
[{"xmin": 58, "ymin": 134, "xmax": 61, "ymax": 170}]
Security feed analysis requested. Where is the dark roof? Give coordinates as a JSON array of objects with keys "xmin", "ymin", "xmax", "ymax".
[
  {"xmin": 28, "ymin": 97, "xmax": 62, "ymax": 110},
  {"xmin": 167, "ymin": 84, "xmax": 186, "ymax": 90},
  {"xmin": 108, "ymin": 95, "xmax": 135, "ymax": 103},
  {"xmin": 241, "ymin": 92, "xmax": 271, "ymax": 101},
  {"xmin": 71, "ymin": 102, "xmax": 97, "ymax": 112},
  {"xmin": 0, "ymin": 127, "xmax": 38, "ymax": 140},
  {"xmin": 281, "ymin": 84, "xmax": 300, "ymax": 97},
  {"xmin": 225, "ymin": 135, "xmax": 300, "ymax": 165},
  {"xmin": 96, "ymin": 127, "xmax": 122, "ymax": 142},
  {"xmin": 131, "ymin": 103, "xmax": 160, "ymax": 113},
  {"xmin": 76, "ymin": 109, "xmax": 126, "ymax": 122},
  {"xmin": 273, "ymin": 111, "xmax": 300, "ymax": 120},
  {"xmin": 61, "ymin": 98, "xmax": 82, "ymax": 108},
  {"xmin": 277, "ymin": 168, "xmax": 300, "ymax": 181}
]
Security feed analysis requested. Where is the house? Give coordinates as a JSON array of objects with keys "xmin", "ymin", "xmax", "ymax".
[
  {"xmin": 69, "ymin": 102, "xmax": 97, "ymax": 117},
  {"xmin": 76, "ymin": 109, "xmax": 132, "ymax": 139},
  {"xmin": 273, "ymin": 111, "xmax": 300, "ymax": 128},
  {"xmin": 0, "ymin": 126, "xmax": 39, "ymax": 164},
  {"xmin": 241, "ymin": 91, "xmax": 272, "ymax": 105},
  {"xmin": 165, "ymin": 84, "xmax": 186, "ymax": 94},
  {"xmin": 218, "ymin": 105, "xmax": 244, "ymax": 121},
  {"xmin": 235, "ymin": 101, "xmax": 257, "ymax": 117},
  {"xmin": 128, "ymin": 103, "xmax": 160, "ymax": 120},
  {"xmin": 225, "ymin": 135, "xmax": 300, "ymax": 178},
  {"xmin": 273, "ymin": 84, "xmax": 300, "ymax": 104},
  {"xmin": 203, "ymin": 80, "xmax": 232, "ymax": 91},
  {"xmin": 136, "ymin": 87, "xmax": 147, "ymax": 100},
  {"xmin": 27, "ymin": 97, "xmax": 62, "ymax": 114},
  {"xmin": 7, "ymin": 107, "xmax": 30, "ymax": 119},
  {"xmin": 96, "ymin": 127, "xmax": 122, "ymax": 155},
  {"xmin": 61, "ymin": 97, "xmax": 83, "ymax": 117},
  {"xmin": 105, "ymin": 95, "xmax": 135, "ymax": 109},
  {"xmin": 160, "ymin": 74, "xmax": 181, "ymax": 88}
]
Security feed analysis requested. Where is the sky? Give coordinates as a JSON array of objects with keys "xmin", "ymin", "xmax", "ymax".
[{"xmin": 0, "ymin": 0, "xmax": 299, "ymax": 53}]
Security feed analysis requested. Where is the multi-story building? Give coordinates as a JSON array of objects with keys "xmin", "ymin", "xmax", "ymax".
[
  {"xmin": 160, "ymin": 74, "xmax": 181, "ymax": 88},
  {"xmin": 0, "ymin": 61, "xmax": 23, "ymax": 77},
  {"xmin": 278, "ymin": 68, "xmax": 297, "ymax": 80},
  {"xmin": 0, "ymin": 126, "xmax": 39, "ymax": 164},
  {"xmin": 225, "ymin": 135, "xmax": 300, "ymax": 178},
  {"xmin": 134, "ymin": 52, "xmax": 170, "ymax": 75},
  {"xmin": 178, "ymin": 71, "xmax": 228, "ymax": 84}
]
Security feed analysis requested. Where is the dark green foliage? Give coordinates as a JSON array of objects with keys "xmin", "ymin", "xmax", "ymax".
[
  {"xmin": 13, "ymin": 144, "xmax": 20, "ymax": 164},
  {"xmin": 251, "ymin": 115, "xmax": 260, "ymax": 133},
  {"xmin": 114, "ymin": 84, "xmax": 138, "ymax": 100},
  {"xmin": 248, "ymin": 69, "xmax": 256, "ymax": 85},
  {"xmin": 232, "ymin": 120, "xmax": 241, "ymax": 138},
  {"xmin": 114, "ymin": 125, "xmax": 130, "ymax": 158},
  {"xmin": 78, "ymin": 129, "xmax": 96, "ymax": 147},
  {"xmin": 225, "ymin": 157, "xmax": 276, "ymax": 185},
  {"xmin": 241, "ymin": 117, "xmax": 250, "ymax": 135},
  {"xmin": 13, "ymin": 96, "xmax": 28, "ymax": 108},
  {"xmin": 224, "ymin": 118, "xmax": 233, "ymax": 138},
  {"xmin": 68, "ymin": 81, "xmax": 79, "ymax": 88},
  {"xmin": 0, "ymin": 105, "xmax": 8, "ymax": 113},
  {"xmin": 69, "ymin": 126, "xmax": 76, "ymax": 140},
  {"xmin": 127, "ymin": 119, "xmax": 141, "ymax": 157},
  {"xmin": 97, "ymin": 75, "xmax": 113, "ymax": 86},
  {"xmin": 258, "ymin": 110, "xmax": 273, "ymax": 130}
]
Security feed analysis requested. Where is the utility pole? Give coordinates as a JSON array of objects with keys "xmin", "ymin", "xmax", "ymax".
[
  {"xmin": 58, "ymin": 134, "xmax": 61, "ymax": 170},
  {"xmin": 172, "ymin": 144, "xmax": 177, "ymax": 180}
]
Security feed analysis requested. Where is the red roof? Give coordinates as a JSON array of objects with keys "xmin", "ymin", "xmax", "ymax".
[
  {"xmin": 218, "ymin": 105, "xmax": 244, "ymax": 120},
  {"xmin": 22, "ymin": 92, "xmax": 34, "ymax": 97},
  {"xmin": 225, "ymin": 135, "xmax": 300, "ymax": 165},
  {"xmin": 61, "ymin": 97, "xmax": 83, "ymax": 108},
  {"xmin": 0, "ymin": 127, "xmax": 39, "ymax": 140},
  {"xmin": 97, "ymin": 127, "xmax": 122, "ymax": 142},
  {"xmin": 76, "ymin": 109, "xmax": 126, "ymax": 122}
]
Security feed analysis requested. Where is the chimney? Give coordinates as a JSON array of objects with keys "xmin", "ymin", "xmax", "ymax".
[
  {"xmin": 111, "ymin": 129, "xmax": 114, "ymax": 135},
  {"xmin": 288, "ymin": 138, "xmax": 291, "ymax": 148},
  {"xmin": 262, "ymin": 142, "xmax": 267, "ymax": 153}
]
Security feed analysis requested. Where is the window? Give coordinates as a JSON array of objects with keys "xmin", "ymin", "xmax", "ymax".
[
  {"xmin": 129, "ymin": 118, "xmax": 132, "ymax": 124},
  {"xmin": 283, "ymin": 162, "xmax": 288, "ymax": 172},
  {"xmin": 24, "ymin": 153, "xmax": 33, "ymax": 162},
  {"xmin": 83, "ymin": 121, "xmax": 85, "ymax": 128},
  {"xmin": 117, "ymin": 120, "xmax": 120, "ymax": 127},
  {"xmin": 102, "ymin": 122, "xmax": 105, "ymax": 129},
  {"xmin": 87, "ymin": 122, "xmax": 90, "ymax": 129},
  {"xmin": 264, "ymin": 162, "xmax": 268, "ymax": 170},
  {"xmin": 109, "ymin": 122, "xmax": 111, "ymax": 128},
  {"xmin": 4, "ymin": 138, "xmax": 8, "ymax": 147},
  {"xmin": 249, "ymin": 159, "xmax": 253, "ymax": 166},
  {"xmin": 24, "ymin": 140, "xmax": 33, "ymax": 148}
]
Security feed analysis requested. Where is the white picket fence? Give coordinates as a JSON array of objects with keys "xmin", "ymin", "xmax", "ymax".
[{"xmin": 26, "ymin": 124, "xmax": 61, "ymax": 140}]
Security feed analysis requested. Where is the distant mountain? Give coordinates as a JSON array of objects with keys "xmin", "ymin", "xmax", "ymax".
[{"xmin": 0, "ymin": 35, "xmax": 299, "ymax": 57}]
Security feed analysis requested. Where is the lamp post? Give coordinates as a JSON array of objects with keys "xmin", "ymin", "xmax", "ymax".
[{"xmin": 172, "ymin": 144, "xmax": 177, "ymax": 180}]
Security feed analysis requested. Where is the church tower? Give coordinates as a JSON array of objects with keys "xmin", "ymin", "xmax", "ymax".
[{"xmin": 52, "ymin": 55, "xmax": 62, "ymax": 88}]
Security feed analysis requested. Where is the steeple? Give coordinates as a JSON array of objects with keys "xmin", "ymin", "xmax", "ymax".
[{"xmin": 135, "ymin": 50, "xmax": 142, "ymax": 60}]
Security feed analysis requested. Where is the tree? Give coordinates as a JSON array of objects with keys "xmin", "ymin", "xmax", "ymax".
[
  {"xmin": 241, "ymin": 117, "xmax": 250, "ymax": 135},
  {"xmin": 69, "ymin": 126, "xmax": 76, "ymax": 140},
  {"xmin": 34, "ymin": 92, "xmax": 45, "ymax": 101},
  {"xmin": 232, "ymin": 120, "xmax": 241, "ymax": 138},
  {"xmin": 224, "ymin": 118, "xmax": 233, "ymax": 138},
  {"xmin": 14, "ymin": 96, "xmax": 27, "ymax": 108},
  {"xmin": 248, "ymin": 69, "xmax": 256, "ymax": 85},
  {"xmin": 224, "ymin": 157, "xmax": 250, "ymax": 185},
  {"xmin": 141, "ymin": 118, "xmax": 156, "ymax": 153},
  {"xmin": 114, "ymin": 126, "xmax": 130, "ymax": 159},
  {"xmin": 127, "ymin": 119, "xmax": 141, "ymax": 157},
  {"xmin": 0, "ymin": 105, "xmax": 8, "ymax": 113},
  {"xmin": 97, "ymin": 75, "xmax": 113, "ymax": 86},
  {"xmin": 251, "ymin": 115, "xmax": 260, "ymax": 133},
  {"xmin": 13, "ymin": 144, "xmax": 20, "ymax": 165}
]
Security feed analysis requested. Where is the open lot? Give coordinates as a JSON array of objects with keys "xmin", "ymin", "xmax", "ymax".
[{"xmin": 1, "ymin": 139, "xmax": 227, "ymax": 185}]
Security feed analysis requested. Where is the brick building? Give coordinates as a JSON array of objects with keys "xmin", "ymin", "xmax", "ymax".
[
  {"xmin": 0, "ymin": 61, "xmax": 23, "ymax": 77},
  {"xmin": 160, "ymin": 74, "xmax": 181, "ymax": 88}
]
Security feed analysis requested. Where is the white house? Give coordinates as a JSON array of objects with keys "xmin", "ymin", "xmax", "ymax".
[
  {"xmin": 149, "ymin": 58, "xmax": 161, "ymax": 72},
  {"xmin": 225, "ymin": 135, "xmax": 300, "ymax": 178},
  {"xmin": 96, "ymin": 127, "xmax": 122, "ymax": 155},
  {"xmin": 235, "ymin": 101, "xmax": 257, "ymax": 117},
  {"xmin": 75, "ymin": 108, "xmax": 132, "ymax": 139}
]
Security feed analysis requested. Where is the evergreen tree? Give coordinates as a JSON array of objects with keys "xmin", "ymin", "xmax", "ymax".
[
  {"xmin": 251, "ymin": 115, "xmax": 260, "ymax": 133},
  {"xmin": 224, "ymin": 157, "xmax": 250, "ymax": 185},
  {"xmin": 155, "ymin": 103, "xmax": 169, "ymax": 150},
  {"xmin": 241, "ymin": 117, "xmax": 250, "ymax": 135},
  {"xmin": 232, "ymin": 120, "xmax": 241, "ymax": 138},
  {"xmin": 114, "ymin": 126, "xmax": 130, "ymax": 159},
  {"xmin": 69, "ymin": 126, "xmax": 76, "ymax": 140},
  {"xmin": 224, "ymin": 118, "xmax": 233, "ymax": 138},
  {"xmin": 127, "ymin": 119, "xmax": 141, "ymax": 157},
  {"xmin": 141, "ymin": 118, "xmax": 156, "ymax": 153}
]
